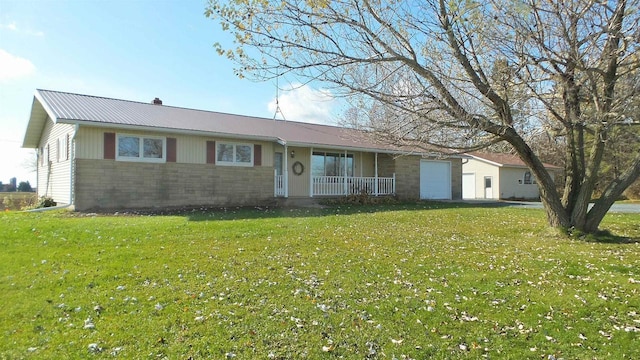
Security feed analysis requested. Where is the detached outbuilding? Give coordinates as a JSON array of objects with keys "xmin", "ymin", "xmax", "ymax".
[
  {"xmin": 462, "ymin": 152, "xmax": 561, "ymax": 200},
  {"xmin": 22, "ymin": 89, "xmax": 464, "ymax": 211}
]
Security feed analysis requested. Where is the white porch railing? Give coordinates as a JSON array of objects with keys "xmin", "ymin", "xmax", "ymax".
[
  {"xmin": 312, "ymin": 174, "xmax": 395, "ymax": 196},
  {"xmin": 275, "ymin": 173, "xmax": 396, "ymax": 197},
  {"xmin": 274, "ymin": 173, "xmax": 286, "ymax": 197}
]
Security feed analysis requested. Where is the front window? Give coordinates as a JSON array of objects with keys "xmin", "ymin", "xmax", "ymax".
[
  {"xmin": 143, "ymin": 138, "xmax": 163, "ymax": 158},
  {"xmin": 116, "ymin": 134, "xmax": 165, "ymax": 162},
  {"xmin": 216, "ymin": 142, "xmax": 253, "ymax": 166},
  {"xmin": 312, "ymin": 151, "xmax": 353, "ymax": 177},
  {"xmin": 523, "ymin": 171, "xmax": 532, "ymax": 184}
]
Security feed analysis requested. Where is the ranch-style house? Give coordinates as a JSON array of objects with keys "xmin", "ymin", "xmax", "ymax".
[{"xmin": 22, "ymin": 89, "xmax": 464, "ymax": 211}]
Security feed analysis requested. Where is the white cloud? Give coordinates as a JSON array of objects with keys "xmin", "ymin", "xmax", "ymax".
[
  {"xmin": 0, "ymin": 49, "xmax": 36, "ymax": 81},
  {"xmin": 0, "ymin": 22, "xmax": 43, "ymax": 36},
  {"xmin": 0, "ymin": 22, "xmax": 18, "ymax": 31},
  {"xmin": 268, "ymin": 84, "xmax": 335, "ymax": 125}
]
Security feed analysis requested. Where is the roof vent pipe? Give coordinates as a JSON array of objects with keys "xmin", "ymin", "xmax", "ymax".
[{"xmin": 152, "ymin": 97, "xmax": 162, "ymax": 105}]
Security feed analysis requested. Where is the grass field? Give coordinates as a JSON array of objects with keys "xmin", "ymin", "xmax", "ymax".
[
  {"xmin": 0, "ymin": 192, "xmax": 37, "ymax": 211},
  {"xmin": 1, "ymin": 203, "xmax": 639, "ymax": 359}
]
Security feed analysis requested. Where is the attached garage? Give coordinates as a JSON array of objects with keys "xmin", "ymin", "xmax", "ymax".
[{"xmin": 420, "ymin": 160, "xmax": 452, "ymax": 199}]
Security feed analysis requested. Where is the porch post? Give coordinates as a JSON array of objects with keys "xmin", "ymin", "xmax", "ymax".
[
  {"xmin": 284, "ymin": 144, "xmax": 289, "ymax": 198},
  {"xmin": 374, "ymin": 152, "xmax": 379, "ymax": 196},
  {"xmin": 309, "ymin": 147, "xmax": 314, "ymax": 197},
  {"xmin": 393, "ymin": 172, "xmax": 396, "ymax": 195},
  {"xmin": 344, "ymin": 150, "xmax": 348, "ymax": 196}
]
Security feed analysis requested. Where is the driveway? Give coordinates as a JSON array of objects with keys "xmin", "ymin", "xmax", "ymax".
[{"xmin": 493, "ymin": 201, "xmax": 640, "ymax": 214}]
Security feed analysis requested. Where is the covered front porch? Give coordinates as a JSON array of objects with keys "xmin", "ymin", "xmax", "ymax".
[{"xmin": 273, "ymin": 145, "xmax": 396, "ymax": 198}]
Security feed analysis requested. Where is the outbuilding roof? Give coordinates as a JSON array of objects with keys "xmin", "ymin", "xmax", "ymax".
[
  {"xmin": 22, "ymin": 89, "xmax": 447, "ymax": 156},
  {"xmin": 469, "ymin": 152, "xmax": 561, "ymax": 170}
]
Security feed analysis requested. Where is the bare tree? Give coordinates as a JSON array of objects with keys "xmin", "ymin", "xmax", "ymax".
[{"xmin": 206, "ymin": 0, "xmax": 640, "ymax": 234}]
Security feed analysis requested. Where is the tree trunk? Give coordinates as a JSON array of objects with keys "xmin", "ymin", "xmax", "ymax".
[
  {"xmin": 504, "ymin": 129, "xmax": 570, "ymax": 229},
  {"xmin": 583, "ymin": 153, "xmax": 640, "ymax": 233}
]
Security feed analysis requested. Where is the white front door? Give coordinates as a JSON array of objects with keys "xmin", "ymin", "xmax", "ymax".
[
  {"xmin": 484, "ymin": 176, "xmax": 493, "ymax": 199},
  {"xmin": 420, "ymin": 160, "xmax": 452, "ymax": 200},
  {"xmin": 462, "ymin": 173, "xmax": 475, "ymax": 199}
]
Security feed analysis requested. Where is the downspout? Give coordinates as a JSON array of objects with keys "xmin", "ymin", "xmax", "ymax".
[
  {"xmin": 36, "ymin": 148, "xmax": 40, "ymax": 198},
  {"xmin": 69, "ymin": 124, "xmax": 79, "ymax": 208}
]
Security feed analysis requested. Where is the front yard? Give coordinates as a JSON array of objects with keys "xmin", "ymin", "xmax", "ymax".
[{"xmin": 1, "ymin": 203, "xmax": 638, "ymax": 359}]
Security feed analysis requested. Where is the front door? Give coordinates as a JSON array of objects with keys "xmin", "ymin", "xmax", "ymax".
[{"xmin": 484, "ymin": 176, "xmax": 493, "ymax": 199}]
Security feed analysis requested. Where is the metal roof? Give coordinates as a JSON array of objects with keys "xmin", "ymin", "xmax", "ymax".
[
  {"xmin": 23, "ymin": 89, "xmax": 434, "ymax": 154},
  {"xmin": 469, "ymin": 152, "xmax": 561, "ymax": 170}
]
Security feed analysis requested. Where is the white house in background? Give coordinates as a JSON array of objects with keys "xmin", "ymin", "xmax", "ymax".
[
  {"xmin": 22, "ymin": 89, "xmax": 465, "ymax": 211},
  {"xmin": 462, "ymin": 152, "xmax": 561, "ymax": 200}
]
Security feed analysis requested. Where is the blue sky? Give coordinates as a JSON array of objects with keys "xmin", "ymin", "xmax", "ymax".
[{"xmin": 0, "ymin": 0, "xmax": 337, "ymax": 186}]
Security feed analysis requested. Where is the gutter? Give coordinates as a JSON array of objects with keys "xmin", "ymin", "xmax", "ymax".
[{"xmin": 69, "ymin": 124, "xmax": 79, "ymax": 208}]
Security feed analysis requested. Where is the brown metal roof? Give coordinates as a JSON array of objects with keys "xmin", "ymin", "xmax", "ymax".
[
  {"xmin": 24, "ymin": 89, "xmax": 435, "ymax": 154},
  {"xmin": 470, "ymin": 152, "xmax": 561, "ymax": 170}
]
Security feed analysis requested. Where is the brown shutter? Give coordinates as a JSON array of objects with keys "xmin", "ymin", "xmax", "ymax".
[
  {"xmin": 254, "ymin": 144, "xmax": 262, "ymax": 166},
  {"xmin": 104, "ymin": 132, "xmax": 115, "ymax": 159},
  {"xmin": 166, "ymin": 137, "xmax": 177, "ymax": 162},
  {"xmin": 206, "ymin": 141, "xmax": 216, "ymax": 164}
]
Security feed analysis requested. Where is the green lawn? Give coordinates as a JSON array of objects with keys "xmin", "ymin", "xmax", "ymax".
[{"xmin": 1, "ymin": 203, "xmax": 639, "ymax": 359}]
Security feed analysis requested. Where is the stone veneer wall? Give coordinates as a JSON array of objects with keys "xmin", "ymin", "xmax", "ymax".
[
  {"xmin": 394, "ymin": 156, "xmax": 421, "ymax": 199},
  {"xmin": 450, "ymin": 158, "xmax": 462, "ymax": 199},
  {"xmin": 377, "ymin": 154, "xmax": 396, "ymax": 178},
  {"xmin": 74, "ymin": 159, "xmax": 274, "ymax": 211}
]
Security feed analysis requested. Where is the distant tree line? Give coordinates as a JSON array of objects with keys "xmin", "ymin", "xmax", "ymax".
[{"xmin": 0, "ymin": 180, "xmax": 34, "ymax": 192}]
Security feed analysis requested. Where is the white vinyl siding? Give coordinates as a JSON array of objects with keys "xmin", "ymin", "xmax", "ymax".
[
  {"xmin": 74, "ymin": 127, "xmax": 274, "ymax": 166},
  {"xmin": 499, "ymin": 168, "xmax": 540, "ymax": 199},
  {"xmin": 37, "ymin": 118, "xmax": 75, "ymax": 204},
  {"xmin": 285, "ymin": 146, "xmax": 311, "ymax": 197},
  {"xmin": 461, "ymin": 158, "xmax": 501, "ymax": 199}
]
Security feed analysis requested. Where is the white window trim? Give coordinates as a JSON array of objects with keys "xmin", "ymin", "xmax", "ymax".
[
  {"xmin": 57, "ymin": 136, "xmax": 69, "ymax": 162},
  {"xmin": 40, "ymin": 146, "xmax": 45, "ymax": 166},
  {"xmin": 523, "ymin": 171, "xmax": 536, "ymax": 185},
  {"xmin": 64, "ymin": 135, "xmax": 69, "ymax": 161},
  {"xmin": 116, "ymin": 134, "xmax": 166, "ymax": 163},
  {"xmin": 312, "ymin": 151, "xmax": 354, "ymax": 177},
  {"xmin": 216, "ymin": 142, "xmax": 254, "ymax": 167}
]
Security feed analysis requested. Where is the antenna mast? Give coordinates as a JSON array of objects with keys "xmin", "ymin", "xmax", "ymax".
[{"xmin": 273, "ymin": 74, "xmax": 287, "ymax": 121}]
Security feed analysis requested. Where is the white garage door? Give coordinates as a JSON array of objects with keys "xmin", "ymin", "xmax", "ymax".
[
  {"xmin": 462, "ymin": 173, "xmax": 476, "ymax": 199},
  {"xmin": 420, "ymin": 160, "xmax": 451, "ymax": 199}
]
